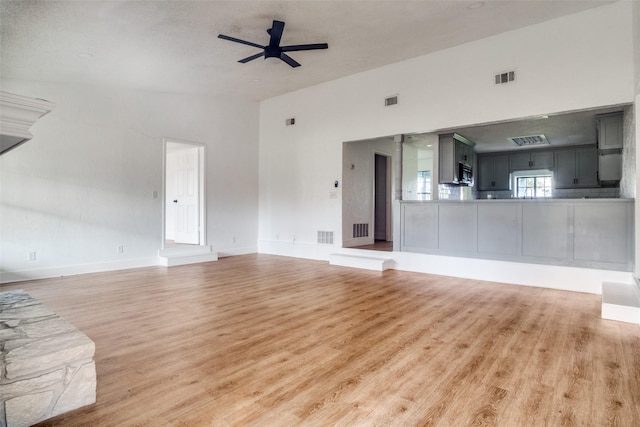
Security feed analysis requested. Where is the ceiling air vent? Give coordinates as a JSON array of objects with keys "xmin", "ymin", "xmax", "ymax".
[
  {"xmin": 385, "ymin": 95, "xmax": 398, "ymax": 107},
  {"xmin": 495, "ymin": 70, "xmax": 516, "ymax": 85},
  {"xmin": 507, "ymin": 134, "xmax": 550, "ymax": 147},
  {"xmin": 285, "ymin": 117, "xmax": 296, "ymax": 126}
]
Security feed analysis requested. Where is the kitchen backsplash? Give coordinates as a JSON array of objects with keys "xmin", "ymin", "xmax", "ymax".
[{"xmin": 477, "ymin": 186, "xmax": 620, "ymax": 199}]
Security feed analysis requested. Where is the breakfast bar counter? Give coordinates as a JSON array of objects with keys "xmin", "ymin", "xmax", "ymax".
[{"xmin": 399, "ymin": 198, "xmax": 634, "ymax": 271}]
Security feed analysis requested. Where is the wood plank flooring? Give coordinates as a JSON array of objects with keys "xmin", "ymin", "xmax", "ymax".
[{"xmin": 2, "ymin": 254, "xmax": 639, "ymax": 426}]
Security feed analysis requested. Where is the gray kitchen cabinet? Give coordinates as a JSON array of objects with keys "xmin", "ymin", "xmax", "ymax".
[
  {"xmin": 478, "ymin": 154, "xmax": 510, "ymax": 191},
  {"xmin": 596, "ymin": 112, "xmax": 623, "ymax": 151},
  {"xmin": 439, "ymin": 133, "xmax": 475, "ymax": 184},
  {"xmin": 509, "ymin": 150, "xmax": 554, "ymax": 171},
  {"xmin": 554, "ymin": 146, "xmax": 598, "ymax": 188}
]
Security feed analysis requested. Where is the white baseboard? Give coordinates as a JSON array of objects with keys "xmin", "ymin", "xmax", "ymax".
[
  {"xmin": 258, "ymin": 241, "xmax": 633, "ymax": 295},
  {"xmin": 216, "ymin": 245, "xmax": 258, "ymax": 258},
  {"xmin": 0, "ymin": 257, "xmax": 160, "ymax": 284},
  {"xmin": 258, "ymin": 240, "xmax": 336, "ymax": 260}
]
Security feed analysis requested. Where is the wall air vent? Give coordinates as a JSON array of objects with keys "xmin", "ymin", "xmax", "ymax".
[
  {"xmin": 384, "ymin": 96, "xmax": 398, "ymax": 107},
  {"xmin": 317, "ymin": 231, "xmax": 334, "ymax": 245},
  {"xmin": 285, "ymin": 117, "xmax": 295, "ymax": 126},
  {"xmin": 353, "ymin": 223, "xmax": 369, "ymax": 238},
  {"xmin": 508, "ymin": 134, "xmax": 550, "ymax": 147},
  {"xmin": 494, "ymin": 70, "xmax": 516, "ymax": 85}
]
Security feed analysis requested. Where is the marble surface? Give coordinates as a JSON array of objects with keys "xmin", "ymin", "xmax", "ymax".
[{"xmin": 0, "ymin": 290, "xmax": 96, "ymax": 427}]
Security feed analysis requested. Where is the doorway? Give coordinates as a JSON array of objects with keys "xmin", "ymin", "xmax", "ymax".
[
  {"xmin": 164, "ymin": 140, "xmax": 205, "ymax": 248},
  {"xmin": 374, "ymin": 153, "xmax": 392, "ymax": 245}
]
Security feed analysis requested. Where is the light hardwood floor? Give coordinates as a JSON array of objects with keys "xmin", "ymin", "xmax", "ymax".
[{"xmin": 3, "ymin": 254, "xmax": 639, "ymax": 426}]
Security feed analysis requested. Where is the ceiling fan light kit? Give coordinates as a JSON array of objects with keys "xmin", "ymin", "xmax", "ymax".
[{"xmin": 218, "ymin": 20, "xmax": 328, "ymax": 68}]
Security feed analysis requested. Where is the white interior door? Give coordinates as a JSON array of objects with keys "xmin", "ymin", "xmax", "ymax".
[{"xmin": 174, "ymin": 146, "xmax": 200, "ymax": 244}]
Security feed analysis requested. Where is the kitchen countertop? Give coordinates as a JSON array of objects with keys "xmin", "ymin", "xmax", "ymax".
[{"xmin": 401, "ymin": 198, "xmax": 634, "ymax": 203}]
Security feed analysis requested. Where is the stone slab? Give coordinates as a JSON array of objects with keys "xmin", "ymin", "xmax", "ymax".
[{"xmin": 1, "ymin": 290, "xmax": 96, "ymax": 426}]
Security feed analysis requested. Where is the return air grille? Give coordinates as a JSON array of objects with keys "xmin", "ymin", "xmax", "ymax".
[
  {"xmin": 507, "ymin": 134, "xmax": 550, "ymax": 147},
  {"xmin": 353, "ymin": 223, "xmax": 369, "ymax": 238},
  {"xmin": 384, "ymin": 96, "xmax": 398, "ymax": 107},
  {"xmin": 495, "ymin": 70, "xmax": 516, "ymax": 85},
  {"xmin": 317, "ymin": 231, "xmax": 334, "ymax": 245}
]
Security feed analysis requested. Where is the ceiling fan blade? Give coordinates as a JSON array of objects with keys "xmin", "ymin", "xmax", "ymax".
[
  {"xmin": 239, "ymin": 52, "xmax": 265, "ymax": 63},
  {"xmin": 281, "ymin": 43, "xmax": 328, "ymax": 52},
  {"xmin": 218, "ymin": 34, "xmax": 264, "ymax": 50},
  {"xmin": 269, "ymin": 20, "xmax": 285, "ymax": 48},
  {"xmin": 280, "ymin": 53, "xmax": 301, "ymax": 68}
]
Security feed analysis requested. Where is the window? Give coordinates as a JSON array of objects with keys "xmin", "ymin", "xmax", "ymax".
[
  {"xmin": 416, "ymin": 170, "xmax": 431, "ymax": 200},
  {"xmin": 515, "ymin": 175, "xmax": 552, "ymax": 198}
]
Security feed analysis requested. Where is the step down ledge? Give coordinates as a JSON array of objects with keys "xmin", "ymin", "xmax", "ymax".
[
  {"xmin": 601, "ymin": 281, "xmax": 640, "ymax": 325},
  {"xmin": 158, "ymin": 245, "xmax": 218, "ymax": 267},
  {"xmin": 329, "ymin": 253, "xmax": 393, "ymax": 272}
]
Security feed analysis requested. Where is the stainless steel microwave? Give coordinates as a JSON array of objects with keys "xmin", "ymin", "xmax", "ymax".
[{"xmin": 459, "ymin": 162, "xmax": 473, "ymax": 185}]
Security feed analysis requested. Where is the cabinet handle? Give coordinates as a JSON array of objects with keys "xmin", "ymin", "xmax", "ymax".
[
  {"xmin": 491, "ymin": 181, "xmax": 495, "ymax": 187},
  {"xmin": 529, "ymin": 160, "xmax": 533, "ymax": 167}
]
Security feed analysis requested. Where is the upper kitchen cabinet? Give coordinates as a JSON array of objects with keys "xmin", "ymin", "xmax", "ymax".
[
  {"xmin": 554, "ymin": 145, "xmax": 598, "ymax": 188},
  {"xmin": 439, "ymin": 133, "xmax": 475, "ymax": 185},
  {"xmin": 596, "ymin": 112, "xmax": 623, "ymax": 151},
  {"xmin": 477, "ymin": 154, "xmax": 510, "ymax": 191},
  {"xmin": 509, "ymin": 150, "xmax": 554, "ymax": 171}
]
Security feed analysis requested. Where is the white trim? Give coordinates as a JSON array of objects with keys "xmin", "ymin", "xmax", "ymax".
[
  {"xmin": 258, "ymin": 241, "xmax": 633, "ymax": 294},
  {"xmin": 0, "ymin": 257, "xmax": 160, "ymax": 284}
]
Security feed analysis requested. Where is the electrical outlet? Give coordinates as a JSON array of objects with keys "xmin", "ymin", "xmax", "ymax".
[
  {"xmin": 232, "ymin": 236, "xmax": 236, "ymax": 243},
  {"xmin": 28, "ymin": 251, "xmax": 37, "ymax": 261},
  {"xmin": 117, "ymin": 245, "xmax": 124, "ymax": 254}
]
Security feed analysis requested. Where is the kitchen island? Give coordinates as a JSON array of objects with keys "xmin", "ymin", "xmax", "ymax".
[{"xmin": 399, "ymin": 198, "xmax": 634, "ymax": 271}]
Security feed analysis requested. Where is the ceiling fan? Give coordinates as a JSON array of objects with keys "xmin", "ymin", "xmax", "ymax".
[{"xmin": 218, "ymin": 20, "xmax": 328, "ymax": 68}]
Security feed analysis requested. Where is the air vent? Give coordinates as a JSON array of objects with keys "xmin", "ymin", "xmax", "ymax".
[
  {"xmin": 384, "ymin": 96, "xmax": 398, "ymax": 107},
  {"xmin": 494, "ymin": 70, "xmax": 516, "ymax": 85},
  {"xmin": 317, "ymin": 231, "xmax": 334, "ymax": 245},
  {"xmin": 507, "ymin": 134, "xmax": 550, "ymax": 147},
  {"xmin": 353, "ymin": 223, "xmax": 369, "ymax": 238},
  {"xmin": 285, "ymin": 117, "xmax": 296, "ymax": 126}
]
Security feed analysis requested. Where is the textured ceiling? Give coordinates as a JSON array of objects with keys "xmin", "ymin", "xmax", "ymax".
[{"xmin": 0, "ymin": 0, "xmax": 614, "ymax": 101}]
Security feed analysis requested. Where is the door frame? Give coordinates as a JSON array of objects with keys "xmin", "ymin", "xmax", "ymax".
[
  {"xmin": 162, "ymin": 138, "xmax": 206, "ymax": 249},
  {"xmin": 373, "ymin": 151, "xmax": 393, "ymax": 242}
]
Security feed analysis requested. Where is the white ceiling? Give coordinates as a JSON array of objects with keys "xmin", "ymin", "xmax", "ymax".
[{"xmin": 0, "ymin": 0, "xmax": 615, "ymax": 102}]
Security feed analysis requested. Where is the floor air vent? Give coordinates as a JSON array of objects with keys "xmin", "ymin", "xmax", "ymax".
[
  {"xmin": 317, "ymin": 231, "xmax": 334, "ymax": 244},
  {"xmin": 353, "ymin": 223, "xmax": 369, "ymax": 238}
]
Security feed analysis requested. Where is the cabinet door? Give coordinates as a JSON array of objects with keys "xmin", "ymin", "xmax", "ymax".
[
  {"xmin": 477, "ymin": 155, "xmax": 493, "ymax": 191},
  {"xmin": 597, "ymin": 114, "xmax": 623, "ymax": 150},
  {"xmin": 575, "ymin": 147, "xmax": 598, "ymax": 187},
  {"xmin": 492, "ymin": 154, "xmax": 511, "ymax": 190},
  {"xmin": 439, "ymin": 135, "xmax": 457, "ymax": 184},
  {"xmin": 554, "ymin": 149, "xmax": 576, "ymax": 188},
  {"xmin": 531, "ymin": 151, "xmax": 553, "ymax": 169},
  {"xmin": 509, "ymin": 152, "xmax": 531, "ymax": 171}
]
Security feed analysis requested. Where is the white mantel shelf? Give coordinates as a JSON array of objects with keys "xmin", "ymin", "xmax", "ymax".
[{"xmin": 0, "ymin": 90, "xmax": 55, "ymax": 155}]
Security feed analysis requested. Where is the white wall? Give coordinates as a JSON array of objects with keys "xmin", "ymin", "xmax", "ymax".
[
  {"xmin": 633, "ymin": 0, "xmax": 640, "ymax": 280},
  {"xmin": 258, "ymin": 2, "xmax": 637, "ymax": 288},
  {"xmin": 0, "ymin": 80, "xmax": 259, "ymax": 282}
]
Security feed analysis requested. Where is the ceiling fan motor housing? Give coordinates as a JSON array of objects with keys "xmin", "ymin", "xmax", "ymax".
[
  {"xmin": 264, "ymin": 46, "xmax": 280, "ymax": 59},
  {"xmin": 218, "ymin": 19, "xmax": 328, "ymax": 68}
]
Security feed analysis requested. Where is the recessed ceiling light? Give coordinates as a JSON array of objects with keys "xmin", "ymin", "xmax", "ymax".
[
  {"xmin": 467, "ymin": 1, "xmax": 485, "ymax": 10},
  {"xmin": 76, "ymin": 52, "xmax": 94, "ymax": 59}
]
